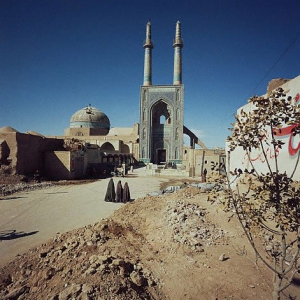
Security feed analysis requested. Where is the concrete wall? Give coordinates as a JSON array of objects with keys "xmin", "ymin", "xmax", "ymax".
[{"xmin": 227, "ymin": 75, "xmax": 300, "ymax": 181}]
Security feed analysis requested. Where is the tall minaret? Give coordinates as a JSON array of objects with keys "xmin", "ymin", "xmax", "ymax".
[
  {"xmin": 173, "ymin": 20, "xmax": 184, "ymax": 85},
  {"xmin": 143, "ymin": 21, "xmax": 154, "ymax": 86}
]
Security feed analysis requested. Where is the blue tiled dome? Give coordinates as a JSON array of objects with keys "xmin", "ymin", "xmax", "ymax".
[{"xmin": 70, "ymin": 105, "xmax": 110, "ymax": 130}]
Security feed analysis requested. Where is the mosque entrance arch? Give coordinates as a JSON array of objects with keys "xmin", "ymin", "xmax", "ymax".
[
  {"xmin": 157, "ymin": 149, "xmax": 166, "ymax": 165},
  {"xmin": 151, "ymin": 100, "xmax": 171, "ymax": 126},
  {"xmin": 154, "ymin": 141, "xmax": 169, "ymax": 165},
  {"xmin": 150, "ymin": 100, "xmax": 172, "ymax": 163}
]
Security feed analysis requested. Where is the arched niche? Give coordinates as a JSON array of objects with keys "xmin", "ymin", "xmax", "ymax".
[
  {"xmin": 100, "ymin": 142, "xmax": 115, "ymax": 152},
  {"xmin": 151, "ymin": 100, "xmax": 172, "ymax": 126}
]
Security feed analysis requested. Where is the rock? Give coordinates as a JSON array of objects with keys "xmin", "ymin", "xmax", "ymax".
[
  {"xmin": 219, "ymin": 253, "xmax": 227, "ymax": 261},
  {"xmin": 58, "ymin": 283, "xmax": 81, "ymax": 300},
  {"xmin": 3, "ymin": 285, "xmax": 29, "ymax": 300},
  {"xmin": 85, "ymin": 268, "xmax": 95, "ymax": 275},
  {"xmin": 265, "ymin": 245, "xmax": 273, "ymax": 251},
  {"xmin": 82, "ymin": 283, "xmax": 93, "ymax": 294},
  {"xmin": 130, "ymin": 270, "xmax": 146, "ymax": 287},
  {"xmin": 97, "ymin": 255, "xmax": 108, "ymax": 263},
  {"xmin": 43, "ymin": 267, "xmax": 56, "ymax": 280},
  {"xmin": 112, "ymin": 258, "xmax": 125, "ymax": 267}
]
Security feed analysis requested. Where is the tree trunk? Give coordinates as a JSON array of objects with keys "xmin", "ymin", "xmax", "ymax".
[{"xmin": 273, "ymin": 277, "xmax": 281, "ymax": 300}]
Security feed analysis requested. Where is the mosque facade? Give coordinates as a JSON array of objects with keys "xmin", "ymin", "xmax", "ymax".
[{"xmin": 139, "ymin": 21, "xmax": 206, "ymax": 167}]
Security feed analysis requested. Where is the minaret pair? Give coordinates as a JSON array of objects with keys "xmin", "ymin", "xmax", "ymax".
[{"xmin": 143, "ymin": 20, "xmax": 183, "ymax": 86}]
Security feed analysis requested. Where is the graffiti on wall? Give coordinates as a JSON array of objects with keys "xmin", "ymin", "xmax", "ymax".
[
  {"xmin": 273, "ymin": 93, "xmax": 300, "ymax": 156},
  {"xmin": 241, "ymin": 132, "xmax": 280, "ymax": 165},
  {"xmin": 273, "ymin": 125, "xmax": 300, "ymax": 156},
  {"xmin": 241, "ymin": 93, "xmax": 300, "ymax": 165}
]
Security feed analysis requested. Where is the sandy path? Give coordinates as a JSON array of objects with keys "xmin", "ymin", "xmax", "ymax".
[{"xmin": 0, "ymin": 173, "xmax": 168, "ymax": 266}]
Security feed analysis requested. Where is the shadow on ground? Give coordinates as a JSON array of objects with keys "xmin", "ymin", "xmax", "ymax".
[
  {"xmin": 0, "ymin": 230, "xmax": 39, "ymax": 241},
  {"xmin": 0, "ymin": 196, "xmax": 26, "ymax": 201}
]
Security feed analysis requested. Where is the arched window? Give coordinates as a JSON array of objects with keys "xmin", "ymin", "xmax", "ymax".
[{"xmin": 160, "ymin": 115, "xmax": 165, "ymax": 124}]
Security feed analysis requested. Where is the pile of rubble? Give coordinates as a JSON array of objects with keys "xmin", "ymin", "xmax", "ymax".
[
  {"xmin": 0, "ymin": 220, "xmax": 161, "ymax": 300},
  {"xmin": 165, "ymin": 200, "xmax": 226, "ymax": 251},
  {"xmin": 148, "ymin": 182, "xmax": 217, "ymax": 197},
  {"xmin": 0, "ymin": 182, "xmax": 53, "ymax": 197}
]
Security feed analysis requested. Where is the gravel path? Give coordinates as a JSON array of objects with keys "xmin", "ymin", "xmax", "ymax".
[{"xmin": 0, "ymin": 172, "xmax": 168, "ymax": 266}]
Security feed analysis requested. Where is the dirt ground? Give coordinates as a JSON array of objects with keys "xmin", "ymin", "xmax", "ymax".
[{"xmin": 0, "ymin": 174, "xmax": 299, "ymax": 299}]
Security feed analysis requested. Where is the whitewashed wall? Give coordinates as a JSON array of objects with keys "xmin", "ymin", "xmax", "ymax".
[{"xmin": 227, "ymin": 75, "xmax": 300, "ymax": 181}]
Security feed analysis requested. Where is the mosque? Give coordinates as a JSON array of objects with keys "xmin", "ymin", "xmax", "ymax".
[{"xmin": 0, "ymin": 21, "xmax": 225, "ymax": 180}]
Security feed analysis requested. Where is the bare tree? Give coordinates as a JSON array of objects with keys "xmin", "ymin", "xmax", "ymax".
[{"xmin": 209, "ymin": 88, "xmax": 300, "ymax": 299}]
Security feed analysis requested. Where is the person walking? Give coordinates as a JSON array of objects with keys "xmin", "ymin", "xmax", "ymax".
[
  {"xmin": 104, "ymin": 178, "xmax": 116, "ymax": 202},
  {"xmin": 123, "ymin": 182, "xmax": 131, "ymax": 203},
  {"xmin": 116, "ymin": 180, "xmax": 123, "ymax": 203},
  {"xmin": 202, "ymin": 168, "xmax": 207, "ymax": 182}
]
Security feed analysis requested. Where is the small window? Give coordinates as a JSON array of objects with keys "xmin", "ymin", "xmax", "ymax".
[{"xmin": 160, "ymin": 115, "xmax": 165, "ymax": 124}]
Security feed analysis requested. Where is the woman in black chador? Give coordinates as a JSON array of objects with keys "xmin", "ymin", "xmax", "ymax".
[
  {"xmin": 123, "ymin": 182, "xmax": 131, "ymax": 203},
  {"xmin": 104, "ymin": 178, "xmax": 116, "ymax": 202},
  {"xmin": 116, "ymin": 180, "xmax": 123, "ymax": 203}
]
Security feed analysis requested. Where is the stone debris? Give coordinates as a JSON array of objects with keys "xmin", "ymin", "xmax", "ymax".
[
  {"xmin": 0, "ymin": 182, "xmax": 53, "ymax": 197},
  {"xmin": 147, "ymin": 182, "xmax": 217, "ymax": 197},
  {"xmin": 0, "ymin": 221, "xmax": 159, "ymax": 300},
  {"xmin": 163, "ymin": 185, "xmax": 182, "ymax": 193},
  {"xmin": 219, "ymin": 253, "xmax": 227, "ymax": 261},
  {"xmin": 165, "ymin": 200, "xmax": 226, "ymax": 251}
]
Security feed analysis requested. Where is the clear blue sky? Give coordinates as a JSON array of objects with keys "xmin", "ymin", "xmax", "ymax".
[{"xmin": 1, "ymin": 0, "xmax": 300, "ymax": 148}]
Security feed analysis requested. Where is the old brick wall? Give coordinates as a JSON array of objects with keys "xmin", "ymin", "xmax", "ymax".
[
  {"xmin": 45, "ymin": 151, "xmax": 72, "ymax": 180},
  {"xmin": 16, "ymin": 134, "xmax": 64, "ymax": 175},
  {"xmin": 45, "ymin": 151, "xmax": 85, "ymax": 180}
]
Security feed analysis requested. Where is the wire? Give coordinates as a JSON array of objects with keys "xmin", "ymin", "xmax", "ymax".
[{"xmin": 250, "ymin": 32, "xmax": 300, "ymax": 97}]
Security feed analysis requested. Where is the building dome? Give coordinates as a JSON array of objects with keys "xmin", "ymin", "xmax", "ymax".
[
  {"xmin": 0, "ymin": 126, "xmax": 19, "ymax": 133},
  {"xmin": 70, "ymin": 105, "xmax": 110, "ymax": 131}
]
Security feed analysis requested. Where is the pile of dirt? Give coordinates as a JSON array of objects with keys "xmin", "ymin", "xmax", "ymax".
[{"xmin": 0, "ymin": 186, "xmax": 298, "ymax": 299}]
